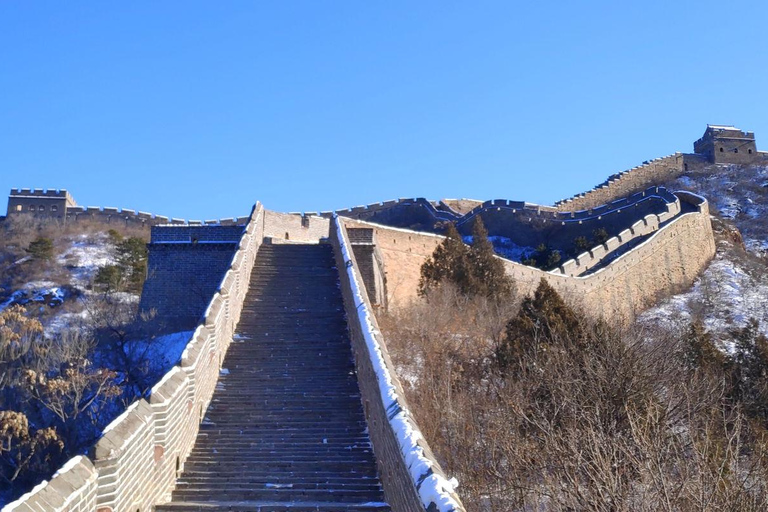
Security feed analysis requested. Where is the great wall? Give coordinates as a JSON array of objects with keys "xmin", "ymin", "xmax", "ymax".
[{"xmin": 2, "ymin": 125, "xmax": 766, "ymax": 511}]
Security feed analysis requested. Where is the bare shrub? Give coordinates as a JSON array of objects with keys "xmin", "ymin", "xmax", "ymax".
[
  {"xmin": 0, "ymin": 411, "xmax": 63, "ymax": 487},
  {"xmin": 380, "ymin": 284, "xmax": 768, "ymax": 511}
]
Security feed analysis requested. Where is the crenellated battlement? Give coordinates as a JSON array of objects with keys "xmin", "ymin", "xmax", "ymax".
[
  {"xmin": 10, "ymin": 187, "xmax": 75, "ymax": 199},
  {"xmin": 555, "ymin": 125, "xmax": 768, "ymax": 211},
  {"xmin": 4, "ymin": 188, "xmax": 251, "ymax": 228}
]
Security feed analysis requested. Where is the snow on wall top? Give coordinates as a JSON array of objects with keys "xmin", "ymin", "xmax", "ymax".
[{"xmin": 334, "ymin": 215, "xmax": 465, "ymax": 512}]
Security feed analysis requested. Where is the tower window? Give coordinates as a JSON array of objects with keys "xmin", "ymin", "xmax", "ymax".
[
  {"xmin": 51, "ymin": 205, "xmax": 58, "ymax": 212},
  {"xmin": 39, "ymin": 205, "xmax": 46, "ymax": 211},
  {"xmin": 28, "ymin": 205, "xmax": 35, "ymax": 211},
  {"xmin": 735, "ymin": 148, "xmax": 739, "ymax": 153},
  {"xmin": 719, "ymin": 147, "xmax": 724, "ymax": 152},
  {"xmin": 749, "ymin": 149, "xmax": 753, "ymax": 154},
  {"xmin": 15, "ymin": 204, "xmax": 22, "ymax": 212}
]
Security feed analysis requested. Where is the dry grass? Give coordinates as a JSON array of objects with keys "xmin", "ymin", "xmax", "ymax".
[{"xmin": 379, "ymin": 287, "xmax": 768, "ymax": 511}]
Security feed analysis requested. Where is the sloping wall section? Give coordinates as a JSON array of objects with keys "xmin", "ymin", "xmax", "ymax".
[
  {"xmin": 554, "ymin": 154, "xmax": 686, "ymax": 211},
  {"xmin": 332, "ymin": 217, "xmax": 466, "ymax": 512},
  {"xmin": 3, "ymin": 204, "xmax": 266, "ymax": 512},
  {"xmin": 341, "ymin": 192, "xmax": 715, "ymax": 322}
]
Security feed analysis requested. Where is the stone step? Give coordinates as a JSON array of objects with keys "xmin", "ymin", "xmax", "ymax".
[
  {"xmin": 175, "ymin": 480, "xmax": 382, "ymax": 490},
  {"xmin": 170, "ymin": 489, "xmax": 384, "ymax": 503},
  {"xmin": 164, "ymin": 243, "xmax": 387, "ymax": 508},
  {"xmin": 177, "ymin": 477, "xmax": 380, "ymax": 488},
  {"xmin": 178, "ymin": 468, "xmax": 380, "ymax": 478},
  {"xmin": 156, "ymin": 500, "xmax": 390, "ymax": 511}
]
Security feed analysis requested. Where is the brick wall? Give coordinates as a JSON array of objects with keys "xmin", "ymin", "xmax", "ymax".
[
  {"xmin": 555, "ymin": 154, "xmax": 686, "ymax": 211},
  {"xmin": 341, "ymin": 191, "xmax": 715, "ymax": 323},
  {"xmin": 2, "ymin": 457, "xmax": 97, "ymax": 511},
  {"xmin": 65, "ymin": 207, "xmax": 249, "ymax": 228},
  {"xmin": 328, "ymin": 187, "xmax": 682, "ymax": 256},
  {"xmin": 555, "ymin": 192, "xmax": 682, "ymax": 277},
  {"xmin": 331, "ymin": 217, "xmax": 466, "ymax": 512},
  {"xmin": 262, "ymin": 210, "xmax": 330, "ymax": 242},
  {"xmin": 348, "ymin": 228, "xmax": 386, "ymax": 306},
  {"xmin": 149, "ymin": 225, "xmax": 244, "ymax": 243},
  {"xmin": 138, "ymin": 243, "xmax": 240, "ymax": 332},
  {"xmin": 456, "ymin": 187, "xmax": 678, "ymax": 249}
]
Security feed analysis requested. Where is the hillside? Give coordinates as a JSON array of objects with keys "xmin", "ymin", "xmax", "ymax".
[
  {"xmin": 0, "ymin": 218, "xmax": 191, "ymax": 506},
  {"xmin": 640, "ymin": 164, "xmax": 768, "ymax": 342}
]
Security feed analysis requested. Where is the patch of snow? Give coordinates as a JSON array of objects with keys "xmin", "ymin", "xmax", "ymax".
[
  {"xmin": 141, "ymin": 331, "xmax": 195, "ymax": 373},
  {"xmin": 1, "ymin": 282, "xmax": 74, "ymax": 313},
  {"xmin": 640, "ymin": 256, "xmax": 768, "ymax": 348},
  {"xmin": 463, "ymin": 235, "xmax": 536, "ymax": 262},
  {"xmin": 46, "ymin": 310, "xmax": 91, "ymax": 333},
  {"xmin": 57, "ymin": 233, "xmax": 116, "ymax": 286}
]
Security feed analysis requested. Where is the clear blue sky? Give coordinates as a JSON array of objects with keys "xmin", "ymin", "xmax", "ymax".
[{"xmin": 1, "ymin": 2, "xmax": 767, "ymax": 220}]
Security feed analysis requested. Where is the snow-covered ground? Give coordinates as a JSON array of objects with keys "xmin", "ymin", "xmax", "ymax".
[
  {"xmin": 672, "ymin": 165, "xmax": 768, "ymax": 254},
  {"xmin": 639, "ymin": 255, "xmax": 768, "ymax": 352},
  {"xmin": 640, "ymin": 164, "xmax": 768, "ymax": 348},
  {"xmin": 463, "ymin": 235, "xmax": 535, "ymax": 262},
  {"xmin": 0, "ymin": 232, "xmax": 133, "ymax": 333},
  {"xmin": 57, "ymin": 233, "xmax": 116, "ymax": 287}
]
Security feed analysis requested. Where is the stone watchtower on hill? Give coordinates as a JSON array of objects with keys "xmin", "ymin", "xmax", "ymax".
[
  {"xmin": 693, "ymin": 125, "xmax": 762, "ymax": 164},
  {"xmin": 6, "ymin": 188, "xmax": 77, "ymax": 219}
]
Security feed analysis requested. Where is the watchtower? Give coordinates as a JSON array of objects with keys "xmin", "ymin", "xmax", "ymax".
[
  {"xmin": 7, "ymin": 188, "xmax": 77, "ymax": 219},
  {"xmin": 693, "ymin": 125, "xmax": 760, "ymax": 164}
]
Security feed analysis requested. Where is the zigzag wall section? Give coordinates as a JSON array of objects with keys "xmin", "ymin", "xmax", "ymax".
[
  {"xmin": 341, "ymin": 192, "xmax": 715, "ymax": 321},
  {"xmin": 554, "ymin": 154, "xmax": 687, "ymax": 212}
]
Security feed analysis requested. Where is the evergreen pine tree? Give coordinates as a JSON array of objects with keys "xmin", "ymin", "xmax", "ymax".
[
  {"xmin": 418, "ymin": 223, "xmax": 471, "ymax": 296},
  {"xmin": 592, "ymin": 228, "xmax": 609, "ymax": 245},
  {"xmin": 572, "ymin": 236, "xmax": 590, "ymax": 255},
  {"xmin": 467, "ymin": 217, "xmax": 513, "ymax": 300},
  {"xmin": 115, "ymin": 237, "xmax": 148, "ymax": 292},
  {"xmin": 497, "ymin": 278, "xmax": 583, "ymax": 370},
  {"xmin": 25, "ymin": 237, "xmax": 53, "ymax": 262},
  {"xmin": 682, "ymin": 320, "xmax": 725, "ymax": 372}
]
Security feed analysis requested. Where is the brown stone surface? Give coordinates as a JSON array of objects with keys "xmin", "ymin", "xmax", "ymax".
[{"xmin": 342, "ymin": 194, "xmax": 715, "ymax": 323}]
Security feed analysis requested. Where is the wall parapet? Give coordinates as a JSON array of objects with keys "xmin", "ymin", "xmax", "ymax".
[
  {"xmin": 554, "ymin": 193, "xmax": 681, "ymax": 277},
  {"xmin": 66, "ymin": 205, "xmax": 249, "ymax": 227},
  {"xmin": 342, "ymin": 190, "xmax": 715, "ymax": 322},
  {"xmin": 3, "ymin": 203, "xmax": 266, "ymax": 512},
  {"xmin": 331, "ymin": 215, "xmax": 466, "ymax": 512},
  {"xmin": 554, "ymin": 153, "xmax": 685, "ymax": 211},
  {"xmin": 329, "ymin": 186, "xmax": 679, "ymax": 228}
]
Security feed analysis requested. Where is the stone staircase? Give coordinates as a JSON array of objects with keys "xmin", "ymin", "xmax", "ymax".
[{"xmin": 156, "ymin": 243, "xmax": 390, "ymax": 512}]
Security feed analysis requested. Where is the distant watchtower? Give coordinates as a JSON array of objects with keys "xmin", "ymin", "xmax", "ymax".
[
  {"xmin": 6, "ymin": 188, "xmax": 77, "ymax": 219},
  {"xmin": 693, "ymin": 125, "xmax": 760, "ymax": 164}
]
